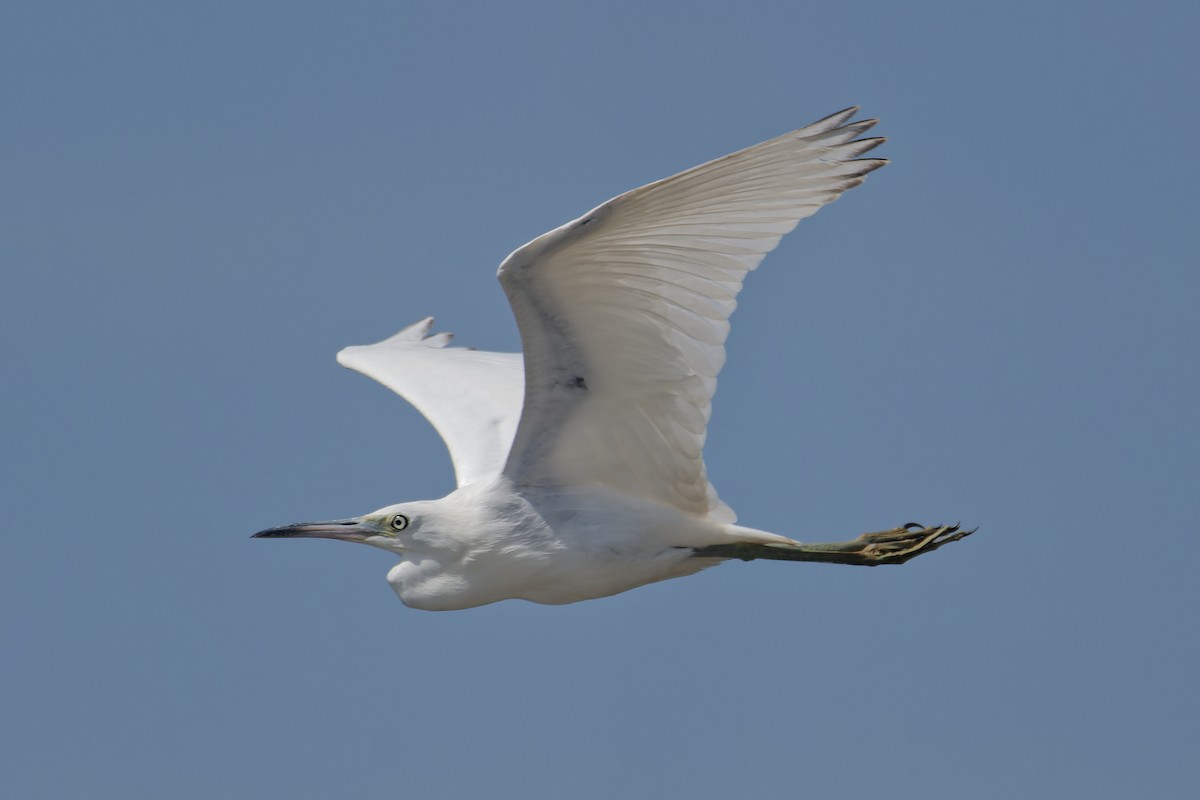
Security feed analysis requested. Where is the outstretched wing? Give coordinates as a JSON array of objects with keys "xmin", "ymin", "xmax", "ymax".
[
  {"xmin": 498, "ymin": 107, "xmax": 886, "ymax": 520},
  {"xmin": 337, "ymin": 318, "xmax": 524, "ymax": 488}
]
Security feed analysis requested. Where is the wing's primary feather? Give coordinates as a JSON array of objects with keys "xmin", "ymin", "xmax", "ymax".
[
  {"xmin": 497, "ymin": 107, "xmax": 886, "ymax": 520},
  {"xmin": 337, "ymin": 318, "xmax": 524, "ymax": 488}
]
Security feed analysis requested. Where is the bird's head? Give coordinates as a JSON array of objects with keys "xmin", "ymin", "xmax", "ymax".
[
  {"xmin": 253, "ymin": 496, "xmax": 504, "ymax": 610},
  {"xmin": 252, "ymin": 502, "xmax": 428, "ymax": 556}
]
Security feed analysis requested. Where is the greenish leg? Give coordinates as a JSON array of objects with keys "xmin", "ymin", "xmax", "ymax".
[{"xmin": 692, "ymin": 523, "xmax": 975, "ymax": 566}]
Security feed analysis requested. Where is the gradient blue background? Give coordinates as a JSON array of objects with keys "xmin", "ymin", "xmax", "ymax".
[{"xmin": 4, "ymin": 1, "xmax": 1197, "ymax": 797}]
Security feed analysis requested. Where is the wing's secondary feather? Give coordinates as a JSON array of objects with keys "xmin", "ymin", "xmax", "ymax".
[
  {"xmin": 497, "ymin": 108, "xmax": 886, "ymax": 520},
  {"xmin": 337, "ymin": 318, "xmax": 524, "ymax": 488}
]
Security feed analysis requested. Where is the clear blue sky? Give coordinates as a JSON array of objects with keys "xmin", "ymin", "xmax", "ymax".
[{"xmin": 3, "ymin": 1, "xmax": 1197, "ymax": 798}]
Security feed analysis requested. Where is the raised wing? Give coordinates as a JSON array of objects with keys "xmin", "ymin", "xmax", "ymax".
[
  {"xmin": 498, "ymin": 107, "xmax": 886, "ymax": 520},
  {"xmin": 337, "ymin": 318, "xmax": 524, "ymax": 488}
]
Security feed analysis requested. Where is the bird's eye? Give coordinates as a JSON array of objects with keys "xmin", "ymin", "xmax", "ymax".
[{"xmin": 390, "ymin": 514, "xmax": 409, "ymax": 532}]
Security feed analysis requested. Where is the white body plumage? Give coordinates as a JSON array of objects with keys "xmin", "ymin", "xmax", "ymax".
[{"xmin": 379, "ymin": 478, "xmax": 790, "ymax": 610}]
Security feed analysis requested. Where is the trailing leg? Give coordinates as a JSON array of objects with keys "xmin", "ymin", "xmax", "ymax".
[{"xmin": 692, "ymin": 523, "xmax": 974, "ymax": 566}]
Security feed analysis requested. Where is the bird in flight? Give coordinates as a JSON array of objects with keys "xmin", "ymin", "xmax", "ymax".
[{"xmin": 254, "ymin": 107, "xmax": 974, "ymax": 610}]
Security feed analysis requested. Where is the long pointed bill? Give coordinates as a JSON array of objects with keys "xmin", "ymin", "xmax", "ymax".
[{"xmin": 252, "ymin": 518, "xmax": 373, "ymax": 542}]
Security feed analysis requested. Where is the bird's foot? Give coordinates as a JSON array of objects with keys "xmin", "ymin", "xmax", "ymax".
[
  {"xmin": 826, "ymin": 522, "xmax": 975, "ymax": 565},
  {"xmin": 693, "ymin": 523, "xmax": 975, "ymax": 566}
]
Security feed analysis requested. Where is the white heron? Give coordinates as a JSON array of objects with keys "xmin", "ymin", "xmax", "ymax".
[{"xmin": 254, "ymin": 107, "xmax": 973, "ymax": 611}]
